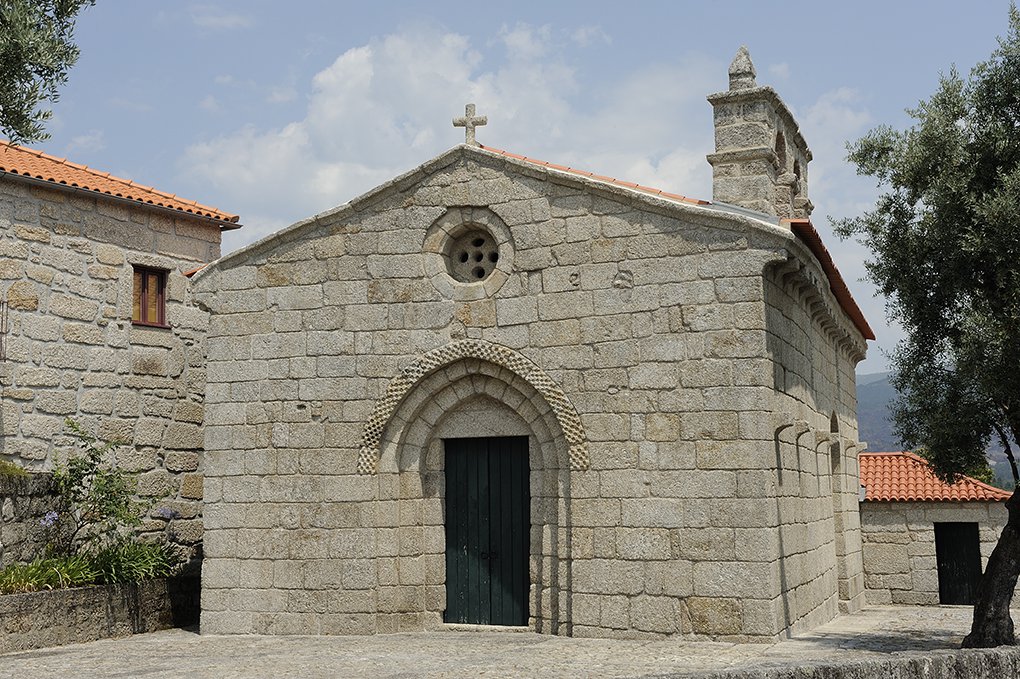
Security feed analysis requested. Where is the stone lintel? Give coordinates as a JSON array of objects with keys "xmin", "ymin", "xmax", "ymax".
[{"xmin": 706, "ymin": 148, "xmax": 777, "ymax": 168}]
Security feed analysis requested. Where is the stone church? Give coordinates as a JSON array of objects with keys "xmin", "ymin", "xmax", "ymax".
[{"xmin": 192, "ymin": 47, "xmax": 874, "ymax": 640}]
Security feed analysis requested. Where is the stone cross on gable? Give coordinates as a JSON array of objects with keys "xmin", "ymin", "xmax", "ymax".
[{"xmin": 453, "ymin": 103, "xmax": 487, "ymax": 146}]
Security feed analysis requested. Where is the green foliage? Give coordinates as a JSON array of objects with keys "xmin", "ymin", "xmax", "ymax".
[
  {"xmin": 965, "ymin": 462, "xmax": 998, "ymax": 486},
  {"xmin": 90, "ymin": 541, "xmax": 183, "ymax": 585},
  {"xmin": 0, "ymin": 0, "xmax": 96, "ymax": 144},
  {"xmin": 0, "ymin": 458, "xmax": 29, "ymax": 477},
  {"xmin": 0, "ymin": 542, "xmax": 182, "ymax": 594},
  {"xmin": 49, "ymin": 419, "xmax": 146, "ymax": 555},
  {"xmin": 835, "ymin": 5, "xmax": 1020, "ymax": 488},
  {"xmin": 0, "ymin": 420, "xmax": 184, "ymax": 595},
  {"xmin": 0, "ymin": 553, "xmax": 97, "ymax": 594}
]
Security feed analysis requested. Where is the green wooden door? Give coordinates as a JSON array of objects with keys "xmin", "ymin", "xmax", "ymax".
[{"xmin": 444, "ymin": 436, "xmax": 529, "ymax": 626}]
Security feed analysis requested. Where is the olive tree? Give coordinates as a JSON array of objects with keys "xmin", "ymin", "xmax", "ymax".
[
  {"xmin": 0, "ymin": 0, "xmax": 95, "ymax": 144},
  {"xmin": 836, "ymin": 6, "xmax": 1020, "ymax": 648}
]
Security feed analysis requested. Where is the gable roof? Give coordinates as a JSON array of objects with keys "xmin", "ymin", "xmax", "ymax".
[
  {"xmin": 481, "ymin": 145, "xmax": 873, "ymax": 341},
  {"xmin": 480, "ymin": 145, "xmax": 711, "ymax": 207},
  {"xmin": 784, "ymin": 219, "xmax": 874, "ymax": 340},
  {"xmin": 0, "ymin": 141, "xmax": 240, "ymax": 228},
  {"xmin": 860, "ymin": 451, "xmax": 1012, "ymax": 502},
  {"xmin": 195, "ymin": 143, "xmax": 871, "ymax": 343}
]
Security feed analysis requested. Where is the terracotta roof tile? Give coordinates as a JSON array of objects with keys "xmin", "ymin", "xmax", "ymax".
[
  {"xmin": 0, "ymin": 141, "xmax": 240, "ymax": 227},
  {"xmin": 860, "ymin": 452, "xmax": 1012, "ymax": 502}
]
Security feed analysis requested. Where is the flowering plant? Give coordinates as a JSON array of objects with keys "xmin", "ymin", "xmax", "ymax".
[{"xmin": 47, "ymin": 419, "xmax": 145, "ymax": 555}]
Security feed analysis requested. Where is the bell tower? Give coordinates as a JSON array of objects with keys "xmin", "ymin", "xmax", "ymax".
[{"xmin": 706, "ymin": 46, "xmax": 813, "ymax": 219}]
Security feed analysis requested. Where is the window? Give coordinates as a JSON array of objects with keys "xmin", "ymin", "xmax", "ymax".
[
  {"xmin": 132, "ymin": 266, "xmax": 168, "ymax": 327},
  {"xmin": 445, "ymin": 226, "xmax": 499, "ymax": 282}
]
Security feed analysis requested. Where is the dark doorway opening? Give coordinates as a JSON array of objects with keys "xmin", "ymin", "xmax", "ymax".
[
  {"xmin": 934, "ymin": 522, "xmax": 983, "ymax": 605},
  {"xmin": 444, "ymin": 436, "xmax": 530, "ymax": 626}
]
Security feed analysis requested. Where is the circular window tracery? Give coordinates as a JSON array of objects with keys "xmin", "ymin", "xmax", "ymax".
[
  {"xmin": 445, "ymin": 227, "xmax": 499, "ymax": 282},
  {"xmin": 423, "ymin": 206, "xmax": 514, "ymax": 300}
]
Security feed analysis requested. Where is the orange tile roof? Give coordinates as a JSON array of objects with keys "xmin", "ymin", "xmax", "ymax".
[
  {"xmin": 479, "ymin": 145, "xmax": 710, "ymax": 206},
  {"xmin": 860, "ymin": 452, "xmax": 1012, "ymax": 502},
  {"xmin": 0, "ymin": 141, "xmax": 240, "ymax": 227}
]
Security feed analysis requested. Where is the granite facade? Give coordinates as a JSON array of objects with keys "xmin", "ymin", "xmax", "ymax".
[
  {"xmin": 193, "ymin": 140, "xmax": 869, "ymax": 640},
  {"xmin": 0, "ymin": 177, "xmax": 224, "ymax": 556}
]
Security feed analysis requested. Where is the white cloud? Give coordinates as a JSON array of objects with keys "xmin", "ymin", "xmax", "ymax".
[
  {"xmin": 190, "ymin": 5, "xmax": 253, "ymax": 30},
  {"xmin": 497, "ymin": 23, "xmax": 552, "ymax": 61},
  {"xmin": 267, "ymin": 87, "xmax": 297, "ymax": 104},
  {"xmin": 571, "ymin": 25, "xmax": 611, "ymax": 47},
  {"xmin": 769, "ymin": 62, "xmax": 791, "ymax": 79},
  {"xmin": 804, "ymin": 87, "xmax": 872, "ymax": 139},
  {"xmin": 799, "ymin": 87, "xmax": 874, "ymax": 216},
  {"xmin": 66, "ymin": 130, "xmax": 106, "ymax": 154},
  {"xmin": 199, "ymin": 95, "xmax": 221, "ymax": 112},
  {"xmin": 178, "ymin": 25, "xmax": 724, "ymax": 251}
]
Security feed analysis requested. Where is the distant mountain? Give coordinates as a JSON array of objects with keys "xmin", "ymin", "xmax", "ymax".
[
  {"xmin": 855, "ymin": 371, "xmax": 902, "ymax": 452},
  {"xmin": 854, "ymin": 371, "xmax": 1015, "ymax": 490}
]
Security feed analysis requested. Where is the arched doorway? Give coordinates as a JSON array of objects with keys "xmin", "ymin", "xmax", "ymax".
[{"xmin": 367, "ymin": 346, "xmax": 587, "ymax": 634}]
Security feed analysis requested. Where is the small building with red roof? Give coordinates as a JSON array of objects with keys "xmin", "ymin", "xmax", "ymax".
[
  {"xmin": 859, "ymin": 451, "xmax": 1016, "ymax": 607},
  {"xmin": 0, "ymin": 140, "xmax": 240, "ymax": 566}
]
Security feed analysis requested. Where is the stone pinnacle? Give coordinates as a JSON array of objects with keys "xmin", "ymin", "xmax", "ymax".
[{"xmin": 728, "ymin": 45, "xmax": 757, "ymax": 90}]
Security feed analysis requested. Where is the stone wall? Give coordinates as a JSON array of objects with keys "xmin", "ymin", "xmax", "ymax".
[
  {"xmin": 706, "ymin": 48, "xmax": 813, "ymax": 220},
  {"xmin": 193, "ymin": 145, "xmax": 869, "ymax": 641},
  {"xmin": 860, "ymin": 501, "xmax": 1020, "ymax": 605},
  {"xmin": 763, "ymin": 263, "xmax": 867, "ymax": 634},
  {"xmin": 0, "ymin": 177, "xmax": 221, "ymax": 555},
  {"xmin": 0, "ymin": 472, "xmax": 58, "ymax": 568},
  {"xmin": 0, "ymin": 576, "xmax": 200, "ymax": 654}
]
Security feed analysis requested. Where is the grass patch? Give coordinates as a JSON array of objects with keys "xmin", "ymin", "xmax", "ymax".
[
  {"xmin": 0, "ymin": 459, "xmax": 29, "ymax": 477},
  {"xmin": 0, "ymin": 542, "xmax": 183, "ymax": 595}
]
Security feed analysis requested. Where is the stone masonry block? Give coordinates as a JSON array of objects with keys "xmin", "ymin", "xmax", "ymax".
[
  {"xmin": 693, "ymin": 560, "xmax": 780, "ymax": 599},
  {"xmin": 688, "ymin": 596, "xmax": 742, "ymax": 636}
]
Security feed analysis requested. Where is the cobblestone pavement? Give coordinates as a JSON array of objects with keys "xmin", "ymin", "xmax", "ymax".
[{"xmin": 0, "ymin": 606, "xmax": 990, "ymax": 679}]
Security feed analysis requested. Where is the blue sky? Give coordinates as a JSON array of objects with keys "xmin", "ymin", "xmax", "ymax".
[{"xmin": 37, "ymin": 1, "xmax": 1018, "ymax": 373}]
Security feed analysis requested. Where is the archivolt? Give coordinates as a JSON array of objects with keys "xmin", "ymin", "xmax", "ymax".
[{"xmin": 357, "ymin": 339, "xmax": 589, "ymax": 474}]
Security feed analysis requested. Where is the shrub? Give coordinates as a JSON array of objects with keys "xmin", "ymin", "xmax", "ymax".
[
  {"xmin": 48, "ymin": 419, "xmax": 146, "ymax": 555},
  {"xmin": 0, "ymin": 554, "xmax": 98, "ymax": 594},
  {"xmin": 0, "ymin": 542, "xmax": 182, "ymax": 594},
  {"xmin": 90, "ymin": 541, "xmax": 184, "ymax": 585},
  {"xmin": 0, "ymin": 419, "xmax": 184, "ymax": 595}
]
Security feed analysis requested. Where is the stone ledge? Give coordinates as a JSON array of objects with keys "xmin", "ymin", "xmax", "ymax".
[
  {"xmin": 661, "ymin": 648, "xmax": 1020, "ymax": 678},
  {"xmin": 0, "ymin": 472, "xmax": 54, "ymax": 496},
  {"xmin": 0, "ymin": 576, "xmax": 199, "ymax": 654}
]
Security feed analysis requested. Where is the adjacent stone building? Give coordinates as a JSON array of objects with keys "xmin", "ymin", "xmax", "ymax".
[
  {"xmin": 193, "ymin": 48, "xmax": 875, "ymax": 641},
  {"xmin": 0, "ymin": 141, "xmax": 240, "ymax": 557},
  {"xmin": 859, "ymin": 451, "xmax": 1017, "ymax": 607}
]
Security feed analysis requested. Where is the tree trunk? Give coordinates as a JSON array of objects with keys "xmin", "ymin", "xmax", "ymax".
[
  {"xmin": 992, "ymin": 420, "xmax": 1019, "ymax": 485},
  {"xmin": 962, "ymin": 489, "xmax": 1020, "ymax": 647}
]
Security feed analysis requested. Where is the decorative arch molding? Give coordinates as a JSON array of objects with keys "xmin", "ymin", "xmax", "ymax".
[{"xmin": 357, "ymin": 339, "xmax": 589, "ymax": 474}]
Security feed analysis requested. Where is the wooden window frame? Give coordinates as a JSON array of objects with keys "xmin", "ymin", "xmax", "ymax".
[{"xmin": 132, "ymin": 265, "xmax": 169, "ymax": 328}]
